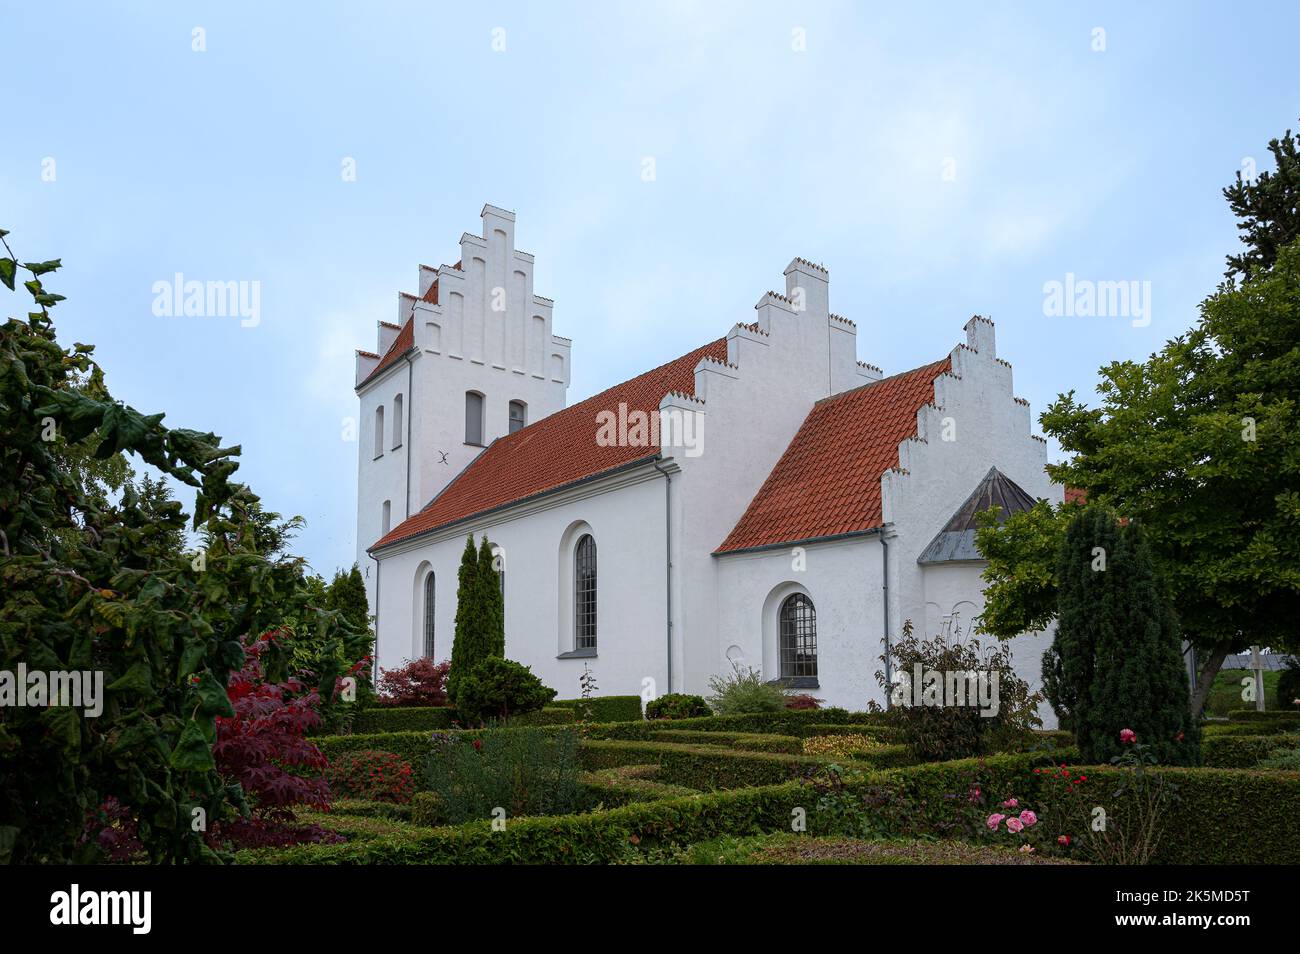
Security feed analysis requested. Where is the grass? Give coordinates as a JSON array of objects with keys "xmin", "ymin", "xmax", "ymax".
[
  {"xmin": 1206, "ymin": 669, "xmax": 1282, "ymax": 717},
  {"xmin": 671, "ymin": 834, "xmax": 1082, "ymax": 866}
]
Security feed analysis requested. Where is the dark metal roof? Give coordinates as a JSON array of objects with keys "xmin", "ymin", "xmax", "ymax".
[{"xmin": 917, "ymin": 467, "xmax": 1039, "ymax": 564}]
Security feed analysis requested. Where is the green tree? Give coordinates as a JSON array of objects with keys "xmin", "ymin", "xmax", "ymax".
[
  {"xmin": 447, "ymin": 535, "xmax": 481, "ymax": 702},
  {"xmin": 0, "ymin": 229, "xmax": 368, "ymax": 862},
  {"xmin": 327, "ymin": 564, "xmax": 370, "ymax": 633},
  {"xmin": 1224, "ymin": 121, "xmax": 1300, "ymax": 280},
  {"xmin": 1054, "ymin": 507, "xmax": 1199, "ymax": 764},
  {"xmin": 476, "ymin": 537, "xmax": 505, "ymax": 659},
  {"xmin": 977, "ymin": 127, "xmax": 1300, "ymax": 716}
]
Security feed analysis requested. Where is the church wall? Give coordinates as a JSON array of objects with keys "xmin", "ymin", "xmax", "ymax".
[
  {"xmin": 371, "ymin": 466, "xmax": 668, "ymax": 702},
  {"xmin": 882, "ymin": 317, "xmax": 1061, "ymax": 727},
  {"xmin": 713, "ymin": 536, "xmax": 885, "ymax": 710}
]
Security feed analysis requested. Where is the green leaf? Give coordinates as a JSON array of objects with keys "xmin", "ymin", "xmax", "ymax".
[
  {"xmin": 169, "ymin": 718, "xmax": 215, "ymax": 773},
  {"xmin": 22, "ymin": 259, "xmax": 61, "ymax": 276},
  {"xmin": 106, "ymin": 661, "xmax": 153, "ymax": 695},
  {"xmin": 0, "ymin": 258, "xmax": 15, "ymax": 290},
  {"xmin": 195, "ymin": 671, "xmax": 234, "ymax": 718}
]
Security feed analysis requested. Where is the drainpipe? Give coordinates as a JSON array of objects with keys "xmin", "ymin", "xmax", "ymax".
[
  {"xmin": 403, "ymin": 354, "xmax": 414, "ymax": 519},
  {"xmin": 369, "ymin": 552, "xmax": 381, "ymax": 686},
  {"xmin": 880, "ymin": 533, "xmax": 892, "ymax": 709},
  {"xmin": 653, "ymin": 460, "xmax": 673, "ymax": 694}
]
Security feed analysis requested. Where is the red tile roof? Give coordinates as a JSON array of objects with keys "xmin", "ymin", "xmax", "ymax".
[
  {"xmin": 715, "ymin": 357, "xmax": 952, "ymax": 553},
  {"xmin": 371, "ymin": 338, "xmax": 729, "ymax": 550},
  {"xmin": 357, "ymin": 318, "xmax": 415, "ymax": 389}
]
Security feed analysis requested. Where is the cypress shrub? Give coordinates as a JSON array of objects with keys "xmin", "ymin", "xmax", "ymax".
[
  {"xmin": 448, "ymin": 535, "xmax": 481, "ymax": 703},
  {"xmin": 476, "ymin": 537, "xmax": 505, "ymax": 658},
  {"xmin": 1053, "ymin": 506, "xmax": 1200, "ymax": 765}
]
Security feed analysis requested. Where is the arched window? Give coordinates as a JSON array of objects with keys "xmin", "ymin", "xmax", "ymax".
[
  {"xmin": 373, "ymin": 405, "xmax": 385, "ymax": 458},
  {"xmin": 508, "ymin": 400, "xmax": 527, "ymax": 434},
  {"xmin": 392, "ymin": 393, "xmax": 404, "ymax": 450},
  {"xmin": 574, "ymin": 534, "xmax": 597, "ymax": 650},
  {"xmin": 465, "ymin": 391, "xmax": 484, "ymax": 445},
  {"xmin": 491, "ymin": 546, "xmax": 505, "ymax": 601},
  {"xmin": 381, "ymin": 500, "xmax": 391, "ymax": 535},
  {"xmin": 422, "ymin": 572, "xmax": 435, "ymax": 658},
  {"xmin": 779, "ymin": 593, "xmax": 817, "ymax": 681}
]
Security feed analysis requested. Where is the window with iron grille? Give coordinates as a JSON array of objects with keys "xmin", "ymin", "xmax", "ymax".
[
  {"xmin": 779, "ymin": 593, "xmax": 817, "ymax": 680},
  {"xmin": 422, "ymin": 572, "xmax": 435, "ymax": 658},
  {"xmin": 574, "ymin": 533, "xmax": 597, "ymax": 650}
]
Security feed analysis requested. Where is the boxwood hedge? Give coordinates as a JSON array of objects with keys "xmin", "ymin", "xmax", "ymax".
[{"xmin": 551, "ymin": 696, "xmax": 644, "ymax": 723}]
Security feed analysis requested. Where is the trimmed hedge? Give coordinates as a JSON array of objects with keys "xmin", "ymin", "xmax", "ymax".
[
  {"xmin": 585, "ymin": 709, "xmax": 880, "ymax": 740},
  {"xmin": 551, "ymin": 696, "xmax": 644, "ymax": 723},
  {"xmin": 580, "ymin": 766, "xmax": 700, "ymax": 807},
  {"xmin": 1226, "ymin": 710, "xmax": 1300, "ymax": 724},
  {"xmin": 645, "ymin": 730, "xmax": 803, "ymax": 754},
  {"xmin": 351, "ymin": 706, "xmax": 457, "ymax": 734},
  {"xmin": 317, "ymin": 731, "xmax": 432, "ymax": 771},
  {"xmin": 1201, "ymin": 734, "xmax": 1290, "ymax": 768},
  {"xmin": 508, "ymin": 707, "xmax": 577, "ymax": 726},
  {"xmin": 237, "ymin": 779, "xmax": 815, "ymax": 864},
  {"xmin": 1202, "ymin": 721, "xmax": 1292, "ymax": 737}
]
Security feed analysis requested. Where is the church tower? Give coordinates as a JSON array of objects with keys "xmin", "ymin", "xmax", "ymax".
[{"xmin": 353, "ymin": 204, "xmax": 572, "ymax": 607}]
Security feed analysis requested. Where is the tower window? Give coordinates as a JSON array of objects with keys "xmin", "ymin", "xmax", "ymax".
[
  {"xmin": 373, "ymin": 405, "xmax": 385, "ymax": 459},
  {"xmin": 392, "ymin": 393, "xmax": 404, "ymax": 450},
  {"xmin": 465, "ymin": 391, "xmax": 484, "ymax": 445},
  {"xmin": 508, "ymin": 400, "xmax": 527, "ymax": 434},
  {"xmin": 381, "ymin": 500, "xmax": 391, "ymax": 535}
]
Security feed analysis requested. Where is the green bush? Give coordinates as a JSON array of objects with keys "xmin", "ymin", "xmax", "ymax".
[
  {"xmin": 707, "ymin": 664, "xmax": 788, "ymax": 715},
  {"xmin": 325, "ymin": 749, "xmax": 415, "ymax": 803},
  {"xmin": 455, "ymin": 656, "xmax": 556, "ymax": 725},
  {"xmin": 508, "ymin": 706, "xmax": 576, "ymax": 726},
  {"xmin": 1227, "ymin": 709, "xmax": 1300, "ymax": 724},
  {"xmin": 646, "ymin": 730, "xmax": 803, "ymax": 754},
  {"xmin": 1277, "ymin": 661, "xmax": 1300, "ymax": 710},
  {"xmin": 236, "ymin": 779, "xmax": 816, "ymax": 864},
  {"xmin": 317, "ymin": 731, "xmax": 432, "ymax": 773},
  {"xmin": 1203, "ymin": 721, "xmax": 1292, "ymax": 737},
  {"xmin": 645, "ymin": 693, "xmax": 712, "ymax": 720},
  {"xmin": 579, "ymin": 765, "xmax": 700, "ymax": 806},
  {"xmin": 351, "ymin": 706, "xmax": 457, "ymax": 734},
  {"xmin": 1256, "ymin": 747, "xmax": 1300, "ymax": 771},
  {"xmin": 1202, "ymin": 734, "xmax": 1291, "ymax": 768},
  {"xmin": 589, "ymin": 708, "xmax": 875, "ymax": 739},
  {"xmin": 424, "ymin": 727, "xmax": 583, "ymax": 823},
  {"xmin": 552, "ymin": 695, "xmax": 644, "ymax": 723}
]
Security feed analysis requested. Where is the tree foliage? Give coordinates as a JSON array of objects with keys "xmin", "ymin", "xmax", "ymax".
[
  {"xmin": 447, "ymin": 535, "xmax": 505, "ymax": 705},
  {"xmin": 976, "ymin": 124, "xmax": 1300, "ymax": 715},
  {"xmin": 0, "ymin": 229, "xmax": 367, "ymax": 862},
  {"xmin": 1224, "ymin": 120, "xmax": 1300, "ymax": 281},
  {"xmin": 1053, "ymin": 507, "xmax": 1199, "ymax": 765}
]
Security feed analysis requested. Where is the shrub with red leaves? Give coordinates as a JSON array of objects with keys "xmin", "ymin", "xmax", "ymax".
[
  {"xmin": 326, "ymin": 749, "xmax": 415, "ymax": 803},
  {"xmin": 785, "ymin": 693, "xmax": 822, "ymax": 710},
  {"xmin": 377, "ymin": 657, "xmax": 451, "ymax": 708},
  {"xmin": 78, "ymin": 796, "xmax": 145, "ymax": 862},
  {"xmin": 209, "ymin": 630, "xmax": 333, "ymax": 848}
]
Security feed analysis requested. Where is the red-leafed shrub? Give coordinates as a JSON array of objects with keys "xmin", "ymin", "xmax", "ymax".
[
  {"xmin": 785, "ymin": 694, "xmax": 823, "ymax": 711},
  {"xmin": 209, "ymin": 630, "xmax": 334, "ymax": 849},
  {"xmin": 326, "ymin": 750, "xmax": 416, "ymax": 803},
  {"xmin": 78, "ymin": 797, "xmax": 145, "ymax": 863},
  {"xmin": 377, "ymin": 657, "xmax": 451, "ymax": 707}
]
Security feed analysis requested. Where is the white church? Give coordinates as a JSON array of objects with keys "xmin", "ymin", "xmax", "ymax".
[{"xmin": 354, "ymin": 204, "xmax": 1061, "ymax": 717}]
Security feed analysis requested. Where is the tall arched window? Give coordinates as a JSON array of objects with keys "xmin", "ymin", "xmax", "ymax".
[
  {"xmin": 381, "ymin": 500, "xmax": 391, "ymax": 535},
  {"xmin": 574, "ymin": 533, "xmax": 597, "ymax": 650},
  {"xmin": 465, "ymin": 391, "xmax": 484, "ymax": 445},
  {"xmin": 779, "ymin": 593, "xmax": 817, "ymax": 681},
  {"xmin": 392, "ymin": 393, "xmax": 404, "ymax": 450},
  {"xmin": 373, "ymin": 405, "xmax": 385, "ymax": 458},
  {"xmin": 422, "ymin": 572, "xmax": 435, "ymax": 658},
  {"xmin": 508, "ymin": 400, "xmax": 527, "ymax": 434}
]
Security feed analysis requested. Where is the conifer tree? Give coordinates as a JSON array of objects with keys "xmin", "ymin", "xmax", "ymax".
[
  {"xmin": 477, "ymin": 537, "xmax": 506, "ymax": 659},
  {"xmin": 1053, "ymin": 506, "xmax": 1199, "ymax": 765},
  {"xmin": 447, "ymin": 535, "xmax": 481, "ymax": 703}
]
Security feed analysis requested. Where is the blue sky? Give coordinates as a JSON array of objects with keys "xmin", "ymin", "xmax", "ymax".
[{"xmin": 3, "ymin": 1, "xmax": 1297, "ymax": 578}]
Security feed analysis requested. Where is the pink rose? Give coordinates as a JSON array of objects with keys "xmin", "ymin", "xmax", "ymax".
[
  {"xmin": 1006, "ymin": 817, "xmax": 1024, "ymax": 833},
  {"xmin": 1001, "ymin": 798, "xmax": 1019, "ymax": 808},
  {"xmin": 1120, "ymin": 728, "xmax": 1136, "ymax": 744},
  {"xmin": 1019, "ymin": 810, "xmax": 1037, "ymax": 827},
  {"xmin": 986, "ymin": 813, "xmax": 1006, "ymax": 831}
]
